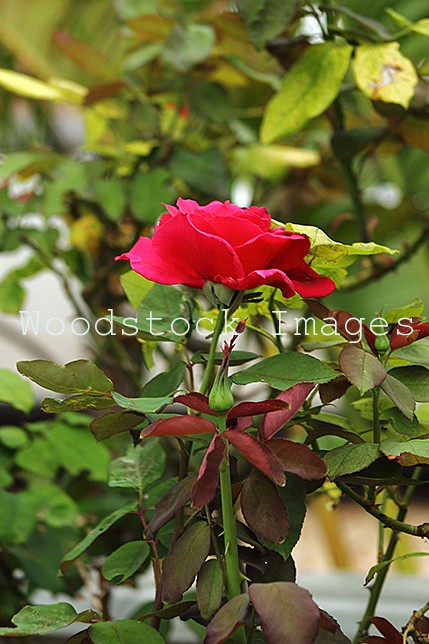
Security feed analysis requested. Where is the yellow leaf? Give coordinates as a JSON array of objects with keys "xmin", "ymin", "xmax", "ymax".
[
  {"xmin": 49, "ymin": 78, "xmax": 87, "ymax": 105},
  {"xmin": 233, "ymin": 145, "xmax": 320, "ymax": 179},
  {"xmin": 352, "ymin": 42, "xmax": 418, "ymax": 108},
  {"xmin": 123, "ymin": 140, "xmax": 158, "ymax": 156},
  {"xmin": 0, "ymin": 68, "xmax": 62, "ymax": 100}
]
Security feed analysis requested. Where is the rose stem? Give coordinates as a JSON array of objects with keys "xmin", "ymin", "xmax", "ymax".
[
  {"xmin": 200, "ymin": 307, "xmax": 225, "ymax": 395},
  {"xmin": 368, "ymin": 387, "xmax": 380, "ymax": 505},
  {"xmin": 218, "ymin": 413, "xmax": 246, "ymax": 644},
  {"xmin": 351, "ymin": 467, "xmax": 422, "ymax": 643}
]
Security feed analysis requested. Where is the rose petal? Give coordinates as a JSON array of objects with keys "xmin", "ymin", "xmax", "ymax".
[{"xmin": 288, "ymin": 262, "xmax": 336, "ymax": 298}]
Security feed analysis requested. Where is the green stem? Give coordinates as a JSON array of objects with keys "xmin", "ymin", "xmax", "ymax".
[
  {"xmin": 348, "ymin": 470, "xmax": 422, "ymax": 643},
  {"xmin": 200, "ymin": 308, "xmax": 225, "ymax": 395},
  {"xmin": 336, "ymin": 481, "xmax": 429, "ymax": 538},
  {"xmin": 218, "ymin": 415, "xmax": 242, "ymax": 599},
  {"xmin": 368, "ymin": 387, "xmax": 380, "ymax": 505}
]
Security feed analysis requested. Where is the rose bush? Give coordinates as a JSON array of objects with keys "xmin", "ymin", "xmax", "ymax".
[{"xmin": 116, "ymin": 198, "xmax": 335, "ymax": 299}]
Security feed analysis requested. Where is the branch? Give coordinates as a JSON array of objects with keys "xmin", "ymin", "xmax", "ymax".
[
  {"xmin": 336, "ymin": 481, "xmax": 429, "ymax": 538},
  {"xmin": 343, "ymin": 222, "xmax": 429, "ymax": 292}
]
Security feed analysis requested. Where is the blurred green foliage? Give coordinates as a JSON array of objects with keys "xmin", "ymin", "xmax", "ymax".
[{"xmin": 1, "ymin": 0, "xmax": 429, "ymax": 633}]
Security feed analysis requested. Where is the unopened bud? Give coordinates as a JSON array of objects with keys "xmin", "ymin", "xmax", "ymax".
[
  {"xmin": 374, "ymin": 334, "xmax": 390, "ymax": 355},
  {"xmin": 209, "ymin": 370, "xmax": 234, "ymax": 414}
]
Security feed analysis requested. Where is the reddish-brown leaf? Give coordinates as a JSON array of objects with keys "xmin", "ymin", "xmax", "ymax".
[
  {"xmin": 266, "ymin": 438, "xmax": 327, "ymax": 480},
  {"xmin": 141, "ymin": 415, "xmax": 216, "ymax": 438},
  {"xmin": 174, "ymin": 392, "xmax": 216, "ymax": 416},
  {"xmin": 227, "ymin": 399, "xmax": 290, "ymax": 420},
  {"xmin": 161, "ymin": 522, "xmax": 210, "ymax": 604},
  {"xmin": 249, "ymin": 582, "xmax": 320, "ymax": 644},
  {"xmin": 205, "ymin": 594, "xmax": 250, "ymax": 644},
  {"xmin": 259, "ymin": 383, "xmax": 314, "ymax": 440},
  {"xmin": 319, "ymin": 376, "xmax": 351, "ymax": 404},
  {"xmin": 146, "ymin": 474, "xmax": 196, "ymax": 540},
  {"xmin": 241, "ymin": 470, "xmax": 289, "ymax": 543},
  {"xmin": 368, "ymin": 617, "xmax": 402, "ymax": 644},
  {"xmin": 53, "ymin": 31, "xmax": 114, "ymax": 81},
  {"xmin": 84, "ymin": 81, "xmax": 127, "ymax": 106},
  {"xmin": 192, "ymin": 434, "xmax": 226, "ymax": 507},
  {"xmin": 224, "ymin": 430, "xmax": 285, "ymax": 485}
]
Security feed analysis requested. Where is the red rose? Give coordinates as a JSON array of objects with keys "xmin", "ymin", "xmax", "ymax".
[{"xmin": 116, "ymin": 199, "xmax": 335, "ymax": 299}]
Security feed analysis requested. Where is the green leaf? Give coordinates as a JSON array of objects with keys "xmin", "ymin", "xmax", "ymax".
[
  {"xmin": 93, "ymin": 179, "xmax": 126, "ymax": 221},
  {"xmin": 0, "ymin": 603, "xmax": 99, "ymax": 637},
  {"xmin": 196, "ymin": 559, "xmax": 223, "ymax": 620},
  {"xmin": 325, "ymin": 444, "xmax": 381, "ymax": 480},
  {"xmin": 339, "ymin": 345, "xmax": 387, "ymax": 394},
  {"xmin": 380, "ymin": 374, "xmax": 416, "ymax": 419},
  {"xmin": 170, "ymin": 148, "xmax": 228, "ymax": 199},
  {"xmin": 190, "ymin": 81, "xmax": 232, "ymax": 123},
  {"xmin": 380, "ymin": 439, "xmax": 429, "ymax": 465},
  {"xmin": 102, "ymin": 541, "xmax": 150, "ymax": 583},
  {"xmin": 111, "ymin": 392, "xmax": 172, "ymax": 413},
  {"xmin": 0, "ymin": 276, "xmax": 25, "ymax": 313},
  {"xmin": 119, "ymin": 271, "xmax": 154, "ymax": 310},
  {"xmin": 384, "ymin": 298, "xmax": 424, "ymax": 324},
  {"xmin": 41, "ymin": 393, "xmax": 113, "ymax": 413},
  {"xmin": 0, "ymin": 489, "xmax": 38, "ymax": 546},
  {"xmin": 55, "ymin": 425, "xmax": 109, "ymax": 480},
  {"xmin": 0, "ymin": 426, "xmax": 29, "ymax": 449},
  {"xmin": 29, "ymin": 483, "xmax": 78, "ymax": 528},
  {"xmin": 325, "ymin": 5, "xmax": 392, "ymax": 40},
  {"xmin": 141, "ymin": 361, "xmax": 186, "ymax": 397},
  {"xmin": 17, "ymin": 360, "xmax": 113, "ymax": 395},
  {"xmin": 382, "ymin": 408, "xmax": 425, "ymax": 438},
  {"xmin": 261, "ymin": 42, "xmax": 352, "ymax": 144},
  {"xmin": 352, "ymin": 42, "xmax": 418, "ymax": 108},
  {"xmin": 0, "ymin": 369, "xmax": 34, "ymax": 413},
  {"xmin": 130, "ymin": 169, "xmax": 176, "ymax": 224},
  {"xmin": 115, "ymin": 284, "xmax": 194, "ymax": 343},
  {"xmin": 90, "ymin": 411, "xmax": 145, "ymax": 441},
  {"xmin": 88, "ymin": 620, "xmax": 164, "ymax": 643},
  {"xmin": 108, "ymin": 440, "xmax": 165, "ymax": 494},
  {"xmin": 192, "ymin": 350, "xmax": 260, "ymax": 366},
  {"xmin": 365, "ymin": 552, "xmax": 429, "ymax": 585},
  {"xmin": 61, "ymin": 501, "xmax": 138, "ymax": 573},
  {"xmin": 386, "ymin": 8, "xmax": 429, "ymax": 36},
  {"xmin": 232, "ymin": 352, "xmax": 337, "ymax": 389},
  {"xmin": 388, "ymin": 366, "xmax": 429, "ymax": 402},
  {"xmin": 392, "ymin": 338, "xmax": 429, "ymax": 367},
  {"xmin": 236, "ymin": 0, "xmax": 299, "ymax": 48},
  {"xmin": 161, "ymin": 23, "xmax": 215, "ymax": 72},
  {"xmin": 161, "ymin": 521, "xmax": 211, "ymax": 604}
]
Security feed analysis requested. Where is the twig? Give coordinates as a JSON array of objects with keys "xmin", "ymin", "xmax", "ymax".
[
  {"xmin": 343, "ymin": 223, "xmax": 429, "ymax": 292},
  {"xmin": 403, "ymin": 599, "xmax": 429, "ymax": 643},
  {"xmin": 337, "ymin": 481, "xmax": 429, "ymax": 538}
]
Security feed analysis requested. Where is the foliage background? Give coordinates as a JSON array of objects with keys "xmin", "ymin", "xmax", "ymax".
[{"xmin": 0, "ymin": 0, "xmax": 429, "ymax": 639}]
